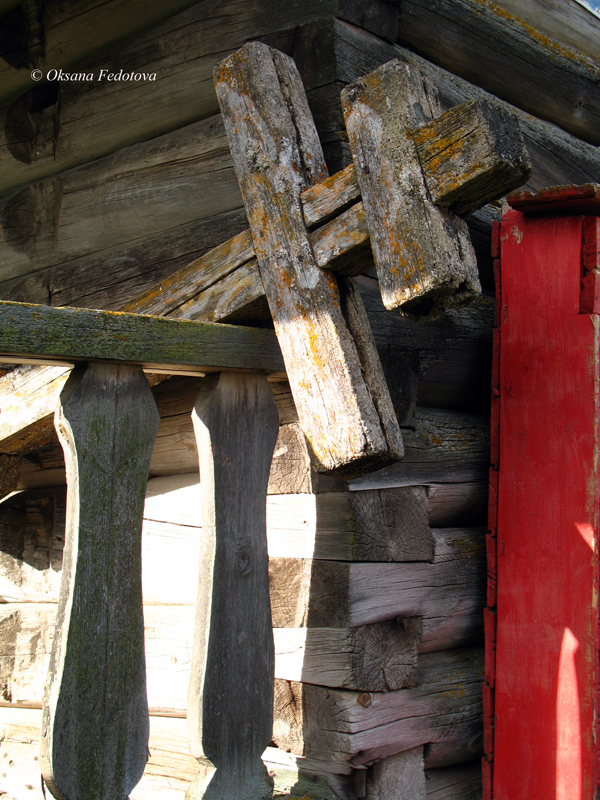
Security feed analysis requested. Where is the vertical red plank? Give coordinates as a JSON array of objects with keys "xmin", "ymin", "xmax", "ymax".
[{"xmin": 493, "ymin": 199, "xmax": 599, "ymax": 800}]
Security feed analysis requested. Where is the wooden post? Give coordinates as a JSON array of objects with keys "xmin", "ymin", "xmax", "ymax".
[
  {"xmin": 187, "ymin": 372, "xmax": 279, "ymax": 800},
  {"xmin": 214, "ymin": 42, "xmax": 403, "ymax": 474},
  {"xmin": 341, "ymin": 60, "xmax": 480, "ymax": 316},
  {"xmin": 39, "ymin": 362, "xmax": 160, "ymax": 800}
]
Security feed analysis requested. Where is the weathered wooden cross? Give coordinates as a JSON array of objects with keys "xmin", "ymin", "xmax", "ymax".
[{"xmin": 181, "ymin": 42, "xmax": 529, "ymax": 477}]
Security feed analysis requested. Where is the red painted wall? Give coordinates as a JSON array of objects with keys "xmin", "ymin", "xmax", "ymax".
[{"xmin": 490, "ymin": 195, "xmax": 599, "ymax": 799}]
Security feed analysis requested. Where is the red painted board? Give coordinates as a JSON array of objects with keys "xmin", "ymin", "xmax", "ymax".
[{"xmin": 493, "ymin": 207, "xmax": 599, "ymax": 800}]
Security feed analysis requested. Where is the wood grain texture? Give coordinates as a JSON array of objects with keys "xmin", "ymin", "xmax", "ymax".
[
  {"xmin": 396, "ymin": 0, "xmax": 600, "ymax": 146},
  {"xmin": 0, "ymin": 0, "xmax": 202, "ymax": 106},
  {"xmin": 269, "ymin": 527, "xmax": 486, "ymax": 646},
  {"xmin": 296, "ymin": 17, "xmax": 600, "ymax": 189},
  {"xmin": 413, "ymin": 99, "xmax": 531, "ymax": 215},
  {"xmin": 350, "ymin": 408, "xmax": 490, "ymax": 490},
  {"xmin": 341, "ymin": 59, "xmax": 480, "ymax": 317},
  {"xmin": 187, "ymin": 373, "xmax": 279, "ymax": 800},
  {"xmin": 273, "ymin": 646, "xmax": 484, "ymax": 768},
  {"xmin": 366, "ymin": 747, "xmax": 425, "ymax": 800},
  {"xmin": 0, "ymin": 300, "xmax": 284, "ymax": 374},
  {"xmin": 425, "ymin": 760, "xmax": 482, "ymax": 799},
  {"xmin": 40, "ymin": 363, "xmax": 159, "ymax": 800},
  {"xmin": 215, "ymin": 41, "xmax": 403, "ymax": 474}
]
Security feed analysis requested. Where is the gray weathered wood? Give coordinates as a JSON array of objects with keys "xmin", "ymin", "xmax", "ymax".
[
  {"xmin": 493, "ymin": 0, "xmax": 600, "ymax": 65},
  {"xmin": 272, "ymin": 646, "xmax": 484, "ymax": 768},
  {"xmin": 0, "ymin": 300, "xmax": 284, "ymax": 374},
  {"xmin": 215, "ymin": 42, "xmax": 403, "ymax": 473},
  {"xmin": 273, "ymin": 620, "xmax": 421, "ymax": 692},
  {"xmin": 40, "ymin": 362, "xmax": 159, "ymax": 800},
  {"xmin": 341, "ymin": 59, "xmax": 480, "ymax": 316},
  {"xmin": 350, "ymin": 408, "xmax": 490, "ymax": 490},
  {"xmin": 296, "ymin": 17, "xmax": 600, "ymax": 187},
  {"xmin": 268, "ymin": 528, "xmax": 486, "ymax": 645},
  {"xmin": 0, "ymin": 0, "xmax": 202, "ymax": 107},
  {"xmin": 396, "ymin": 0, "xmax": 600, "ymax": 146},
  {"xmin": 187, "ymin": 372, "xmax": 279, "ymax": 800},
  {"xmin": 0, "ymin": 116, "xmax": 243, "ymax": 286},
  {"xmin": 413, "ymin": 99, "xmax": 531, "ymax": 215},
  {"xmin": 366, "ymin": 747, "xmax": 425, "ymax": 800},
  {"xmin": 425, "ymin": 760, "xmax": 482, "ymax": 800}
]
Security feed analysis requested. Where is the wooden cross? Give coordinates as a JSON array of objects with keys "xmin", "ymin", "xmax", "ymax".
[{"xmin": 208, "ymin": 42, "xmax": 530, "ymax": 476}]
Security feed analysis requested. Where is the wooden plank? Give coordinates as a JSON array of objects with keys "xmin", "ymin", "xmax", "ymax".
[
  {"xmin": 0, "ymin": 300, "xmax": 284, "ymax": 373},
  {"xmin": 366, "ymin": 747, "xmax": 425, "ymax": 800},
  {"xmin": 341, "ymin": 60, "xmax": 480, "ymax": 315},
  {"xmin": 272, "ymin": 646, "xmax": 484, "ymax": 767},
  {"xmin": 215, "ymin": 41, "xmax": 403, "ymax": 474},
  {"xmin": 40, "ymin": 363, "xmax": 159, "ymax": 800},
  {"xmin": 426, "ymin": 482, "xmax": 488, "ymax": 528},
  {"xmin": 413, "ymin": 99, "xmax": 531, "ymax": 216},
  {"xmin": 187, "ymin": 373, "xmax": 279, "ymax": 800},
  {"xmin": 268, "ymin": 528, "xmax": 486, "ymax": 639},
  {"xmin": 493, "ymin": 195, "xmax": 600, "ymax": 798},
  {"xmin": 395, "ymin": 0, "xmax": 600, "ymax": 146}
]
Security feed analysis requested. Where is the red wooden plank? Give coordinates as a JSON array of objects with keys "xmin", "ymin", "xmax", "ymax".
[
  {"xmin": 580, "ymin": 216, "xmax": 600, "ymax": 315},
  {"xmin": 486, "ymin": 533, "xmax": 497, "ymax": 608},
  {"xmin": 482, "ymin": 755, "xmax": 493, "ymax": 800},
  {"xmin": 483, "ymin": 682, "xmax": 495, "ymax": 755},
  {"xmin": 484, "ymin": 608, "xmax": 496, "ymax": 688},
  {"xmin": 493, "ymin": 259, "xmax": 502, "ymax": 328},
  {"xmin": 507, "ymin": 182, "xmax": 600, "ymax": 214},
  {"xmin": 494, "ymin": 203, "xmax": 600, "ymax": 800},
  {"xmin": 488, "ymin": 467, "xmax": 498, "ymax": 536},
  {"xmin": 491, "ymin": 220, "xmax": 500, "ymax": 259}
]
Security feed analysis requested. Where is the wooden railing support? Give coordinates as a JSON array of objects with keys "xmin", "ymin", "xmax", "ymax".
[
  {"xmin": 187, "ymin": 372, "xmax": 279, "ymax": 800},
  {"xmin": 39, "ymin": 362, "xmax": 160, "ymax": 799}
]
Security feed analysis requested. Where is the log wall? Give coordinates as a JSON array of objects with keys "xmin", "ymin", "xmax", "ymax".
[{"xmin": 0, "ymin": 0, "xmax": 598, "ymax": 798}]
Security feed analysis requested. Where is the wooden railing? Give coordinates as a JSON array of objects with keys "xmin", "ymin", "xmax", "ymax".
[{"xmin": 0, "ymin": 300, "xmax": 283, "ymax": 800}]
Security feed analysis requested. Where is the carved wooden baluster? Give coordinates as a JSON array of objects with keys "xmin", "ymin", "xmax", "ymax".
[
  {"xmin": 40, "ymin": 362, "xmax": 160, "ymax": 800},
  {"xmin": 186, "ymin": 372, "xmax": 279, "ymax": 800}
]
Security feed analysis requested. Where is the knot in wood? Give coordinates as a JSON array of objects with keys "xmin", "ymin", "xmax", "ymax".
[
  {"xmin": 235, "ymin": 545, "xmax": 252, "ymax": 577},
  {"xmin": 358, "ymin": 692, "xmax": 372, "ymax": 708}
]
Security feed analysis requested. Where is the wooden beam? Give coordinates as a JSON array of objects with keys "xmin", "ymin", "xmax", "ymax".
[
  {"xmin": 396, "ymin": 0, "xmax": 600, "ymax": 146},
  {"xmin": 366, "ymin": 747, "xmax": 425, "ymax": 800},
  {"xmin": 40, "ymin": 363, "xmax": 159, "ymax": 800},
  {"xmin": 413, "ymin": 98, "xmax": 531, "ymax": 216},
  {"xmin": 0, "ymin": 300, "xmax": 284, "ymax": 373},
  {"xmin": 268, "ymin": 528, "xmax": 486, "ymax": 649},
  {"xmin": 215, "ymin": 41, "xmax": 403, "ymax": 473},
  {"xmin": 272, "ymin": 646, "xmax": 484, "ymax": 768},
  {"xmin": 341, "ymin": 60, "xmax": 480, "ymax": 315},
  {"xmin": 187, "ymin": 373, "xmax": 279, "ymax": 800}
]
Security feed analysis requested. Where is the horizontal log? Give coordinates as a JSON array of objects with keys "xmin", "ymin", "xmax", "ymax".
[
  {"xmin": 0, "ymin": 2, "xmax": 400, "ymax": 195},
  {"xmin": 424, "ymin": 760, "xmax": 482, "ymax": 800},
  {"xmin": 0, "ymin": 707, "xmax": 198, "ymax": 800},
  {"xmin": 0, "ymin": 0, "xmax": 202, "ymax": 106},
  {"xmin": 413, "ymin": 98, "xmax": 531, "ymax": 216},
  {"xmin": 296, "ymin": 18, "xmax": 600, "ymax": 186},
  {"xmin": 426, "ymin": 482, "xmax": 488, "ymax": 528},
  {"xmin": 269, "ymin": 528, "xmax": 486, "ymax": 640},
  {"xmin": 273, "ymin": 646, "xmax": 484, "ymax": 767},
  {"xmin": 350, "ymin": 408, "xmax": 489, "ymax": 490},
  {"xmin": 144, "ymin": 473, "xmax": 434, "ymax": 562},
  {"xmin": 0, "ymin": 116, "xmax": 243, "ymax": 285},
  {"xmin": 0, "ymin": 603, "xmax": 421, "ymax": 700},
  {"xmin": 0, "ymin": 300, "xmax": 284, "ymax": 373},
  {"xmin": 395, "ymin": 0, "xmax": 600, "ymax": 146},
  {"xmin": 492, "ymin": 0, "xmax": 600, "ymax": 65}
]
